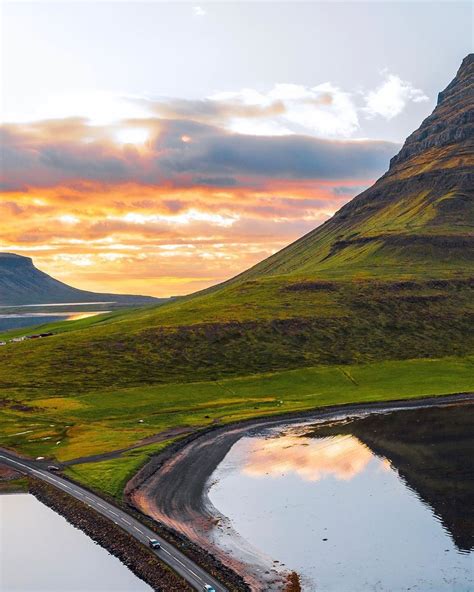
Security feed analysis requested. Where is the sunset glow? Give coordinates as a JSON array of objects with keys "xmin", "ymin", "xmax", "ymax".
[
  {"xmin": 3, "ymin": 1, "xmax": 465, "ymax": 297},
  {"xmin": 0, "ymin": 115, "xmax": 394, "ymax": 296},
  {"xmin": 242, "ymin": 435, "xmax": 373, "ymax": 482}
]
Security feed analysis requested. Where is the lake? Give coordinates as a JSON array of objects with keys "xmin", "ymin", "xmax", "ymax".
[
  {"xmin": 208, "ymin": 403, "xmax": 474, "ymax": 591},
  {"xmin": 0, "ymin": 303, "xmax": 112, "ymax": 332},
  {"xmin": 0, "ymin": 493, "xmax": 151, "ymax": 592}
]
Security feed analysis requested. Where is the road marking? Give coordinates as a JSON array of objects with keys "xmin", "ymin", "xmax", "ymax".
[
  {"xmin": 0, "ymin": 452, "xmax": 222, "ymax": 591},
  {"xmin": 162, "ymin": 551, "xmax": 204, "ymax": 583}
]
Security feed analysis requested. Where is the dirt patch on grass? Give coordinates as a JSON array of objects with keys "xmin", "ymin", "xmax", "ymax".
[{"xmin": 283, "ymin": 281, "xmax": 339, "ymax": 292}]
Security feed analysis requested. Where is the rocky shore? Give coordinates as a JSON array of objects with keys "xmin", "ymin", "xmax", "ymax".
[
  {"xmin": 29, "ymin": 479, "xmax": 192, "ymax": 592},
  {"xmin": 0, "ymin": 463, "xmax": 28, "ymax": 493}
]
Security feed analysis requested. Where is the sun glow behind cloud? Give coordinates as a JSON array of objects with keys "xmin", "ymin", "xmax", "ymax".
[
  {"xmin": 116, "ymin": 128, "xmax": 149, "ymax": 145},
  {"xmin": 0, "ymin": 69, "xmax": 415, "ymax": 296}
]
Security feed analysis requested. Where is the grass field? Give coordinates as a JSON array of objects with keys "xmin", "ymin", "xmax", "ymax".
[
  {"xmin": 40, "ymin": 354, "xmax": 474, "ymax": 497},
  {"xmin": 2, "ymin": 355, "xmax": 473, "ymax": 488},
  {"xmin": 1, "ymin": 101, "xmax": 472, "ymax": 499},
  {"xmin": 64, "ymin": 440, "xmax": 177, "ymax": 499},
  {"xmin": 0, "ymin": 277, "xmax": 472, "ymax": 398}
]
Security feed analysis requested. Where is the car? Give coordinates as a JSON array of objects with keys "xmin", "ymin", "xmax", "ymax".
[
  {"xmin": 148, "ymin": 539, "xmax": 161, "ymax": 550},
  {"xmin": 203, "ymin": 586, "xmax": 216, "ymax": 592},
  {"xmin": 47, "ymin": 465, "xmax": 60, "ymax": 471}
]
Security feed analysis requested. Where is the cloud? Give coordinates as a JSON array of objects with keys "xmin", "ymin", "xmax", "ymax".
[
  {"xmin": 4, "ymin": 70, "xmax": 428, "ymax": 143},
  {"xmin": 135, "ymin": 72, "xmax": 427, "ymax": 139},
  {"xmin": 133, "ymin": 96, "xmax": 287, "ymax": 127},
  {"xmin": 0, "ymin": 94, "xmax": 402, "ymax": 296},
  {"xmin": 209, "ymin": 82, "xmax": 359, "ymax": 138},
  {"xmin": 193, "ymin": 6, "xmax": 206, "ymax": 17},
  {"xmin": 0, "ymin": 178, "xmax": 359, "ymax": 296},
  {"xmin": 0, "ymin": 118, "xmax": 397, "ymax": 191},
  {"xmin": 364, "ymin": 72, "xmax": 429, "ymax": 120},
  {"xmin": 140, "ymin": 83, "xmax": 359, "ymax": 139}
]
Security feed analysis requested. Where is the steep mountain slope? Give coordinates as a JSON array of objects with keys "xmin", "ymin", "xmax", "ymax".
[
  {"xmin": 0, "ymin": 55, "xmax": 472, "ymax": 396},
  {"xmin": 223, "ymin": 53, "xmax": 473, "ymax": 281},
  {"xmin": 0, "ymin": 253, "xmax": 160, "ymax": 306}
]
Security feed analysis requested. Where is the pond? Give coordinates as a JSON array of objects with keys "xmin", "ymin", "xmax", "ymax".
[
  {"xmin": 208, "ymin": 403, "xmax": 474, "ymax": 591},
  {"xmin": 0, "ymin": 493, "xmax": 151, "ymax": 592}
]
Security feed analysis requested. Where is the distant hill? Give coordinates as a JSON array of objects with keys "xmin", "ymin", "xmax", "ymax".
[
  {"xmin": 0, "ymin": 55, "xmax": 472, "ymax": 395},
  {"xmin": 0, "ymin": 253, "xmax": 161, "ymax": 306}
]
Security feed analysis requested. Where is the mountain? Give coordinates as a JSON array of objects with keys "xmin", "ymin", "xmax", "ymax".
[
  {"xmin": 0, "ymin": 253, "xmax": 160, "ymax": 306},
  {"xmin": 0, "ymin": 55, "xmax": 472, "ymax": 395},
  {"xmin": 221, "ymin": 53, "xmax": 473, "ymax": 282}
]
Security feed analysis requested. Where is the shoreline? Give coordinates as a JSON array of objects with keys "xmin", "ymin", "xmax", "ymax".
[
  {"xmin": 126, "ymin": 391, "xmax": 473, "ymax": 590},
  {"xmin": 29, "ymin": 479, "xmax": 193, "ymax": 592}
]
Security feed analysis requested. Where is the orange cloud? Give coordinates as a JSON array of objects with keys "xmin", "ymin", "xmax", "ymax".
[
  {"xmin": 242, "ymin": 435, "xmax": 373, "ymax": 482},
  {"xmin": 0, "ymin": 116, "xmax": 397, "ymax": 296},
  {"xmin": 0, "ymin": 182, "xmax": 366, "ymax": 296}
]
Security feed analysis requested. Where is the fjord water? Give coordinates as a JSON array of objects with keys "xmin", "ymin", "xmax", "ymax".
[
  {"xmin": 208, "ymin": 404, "xmax": 474, "ymax": 591},
  {"xmin": 0, "ymin": 303, "xmax": 111, "ymax": 331},
  {"xmin": 0, "ymin": 494, "xmax": 151, "ymax": 591}
]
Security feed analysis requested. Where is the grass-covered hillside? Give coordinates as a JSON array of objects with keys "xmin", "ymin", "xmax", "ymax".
[{"xmin": 0, "ymin": 55, "xmax": 473, "ymax": 481}]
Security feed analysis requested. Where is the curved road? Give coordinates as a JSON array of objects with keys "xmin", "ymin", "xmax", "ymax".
[{"xmin": 0, "ymin": 450, "xmax": 227, "ymax": 592}]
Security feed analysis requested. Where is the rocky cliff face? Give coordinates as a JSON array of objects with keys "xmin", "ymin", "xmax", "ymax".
[
  {"xmin": 326, "ymin": 52, "xmax": 473, "ymax": 239},
  {"xmin": 0, "ymin": 252, "xmax": 160, "ymax": 306},
  {"xmin": 391, "ymin": 54, "xmax": 474, "ymax": 166}
]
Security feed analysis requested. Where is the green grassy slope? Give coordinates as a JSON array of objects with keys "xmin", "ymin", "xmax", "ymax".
[
  {"xmin": 0, "ymin": 277, "xmax": 472, "ymax": 395},
  {"xmin": 2, "ymin": 356, "xmax": 473, "ymax": 463},
  {"xmin": 0, "ymin": 56, "xmax": 472, "ymax": 474}
]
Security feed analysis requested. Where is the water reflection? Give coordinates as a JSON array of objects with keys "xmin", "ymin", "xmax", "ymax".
[
  {"xmin": 209, "ymin": 402, "xmax": 474, "ymax": 591},
  {"xmin": 0, "ymin": 302, "xmax": 113, "ymax": 331},
  {"xmin": 0, "ymin": 494, "xmax": 151, "ymax": 592},
  {"xmin": 242, "ymin": 435, "xmax": 373, "ymax": 481},
  {"xmin": 309, "ymin": 403, "xmax": 474, "ymax": 553}
]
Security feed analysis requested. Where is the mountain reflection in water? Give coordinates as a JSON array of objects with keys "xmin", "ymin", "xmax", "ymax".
[
  {"xmin": 306, "ymin": 402, "xmax": 474, "ymax": 552},
  {"xmin": 209, "ymin": 401, "xmax": 474, "ymax": 591}
]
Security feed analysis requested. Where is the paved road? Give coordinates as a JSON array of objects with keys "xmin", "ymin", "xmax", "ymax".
[{"xmin": 0, "ymin": 450, "xmax": 227, "ymax": 592}]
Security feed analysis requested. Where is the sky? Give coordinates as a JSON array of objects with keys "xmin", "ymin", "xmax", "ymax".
[{"xmin": 1, "ymin": 1, "xmax": 472, "ymax": 297}]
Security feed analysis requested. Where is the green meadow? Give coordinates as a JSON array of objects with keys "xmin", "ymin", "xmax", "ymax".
[
  {"xmin": 2, "ymin": 354, "xmax": 473, "ymax": 495},
  {"xmin": 1, "ymin": 126, "xmax": 472, "ymax": 498}
]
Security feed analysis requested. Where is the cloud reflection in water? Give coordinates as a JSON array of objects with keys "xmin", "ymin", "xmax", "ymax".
[{"xmin": 241, "ymin": 434, "xmax": 374, "ymax": 482}]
